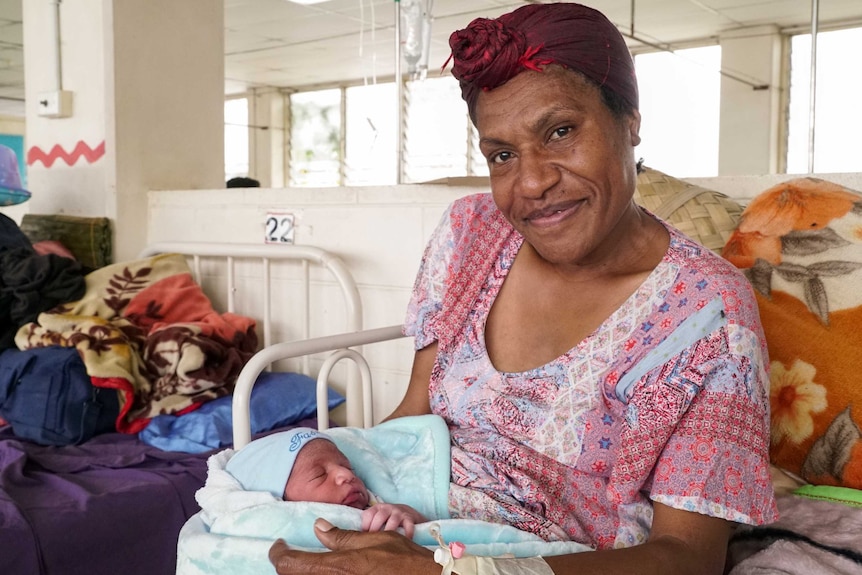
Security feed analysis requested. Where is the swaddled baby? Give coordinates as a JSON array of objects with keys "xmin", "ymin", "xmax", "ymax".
[{"xmin": 225, "ymin": 427, "xmax": 427, "ymax": 537}]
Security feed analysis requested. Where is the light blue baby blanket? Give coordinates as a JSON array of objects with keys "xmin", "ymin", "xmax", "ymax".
[{"xmin": 178, "ymin": 415, "xmax": 590, "ymax": 575}]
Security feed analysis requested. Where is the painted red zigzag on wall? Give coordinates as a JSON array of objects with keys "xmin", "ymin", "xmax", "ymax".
[{"xmin": 27, "ymin": 140, "xmax": 106, "ymax": 167}]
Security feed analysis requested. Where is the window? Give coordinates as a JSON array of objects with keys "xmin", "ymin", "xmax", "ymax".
[
  {"xmin": 635, "ymin": 46, "xmax": 721, "ymax": 177},
  {"xmin": 287, "ymin": 76, "xmax": 488, "ymax": 187},
  {"xmin": 345, "ymin": 83, "xmax": 397, "ymax": 185},
  {"xmin": 224, "ymin": 97, "xmax": 249, "ymax": 180},
  {"xmin": 403, "ymin": 76, "xmax": 471, "ymax": 183},
  {"xmin": 787, "ymin": 27, "xmax": 862, "ymax": 174},
  {"xmin": 289, "ymin": 89, "xmax": 342, "ymax": 187},
  {"xmin": 468, "ymin": 122, "xmax": 489, "ymax": 178}
]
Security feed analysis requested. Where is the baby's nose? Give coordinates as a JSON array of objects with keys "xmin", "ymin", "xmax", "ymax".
[{"xmin": 335, "ymin": 466, "xmax": 356, "ymax": 483}]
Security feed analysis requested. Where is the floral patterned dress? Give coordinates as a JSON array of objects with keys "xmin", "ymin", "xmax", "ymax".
[{"xmin": 404, "ymin": 193, "xmax": 778, "ymax": 550}]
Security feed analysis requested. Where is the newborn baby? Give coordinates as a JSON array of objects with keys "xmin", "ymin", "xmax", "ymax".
[{"xmin": 225, "ymin": 427, "xmax": 427, "ymax": 537}]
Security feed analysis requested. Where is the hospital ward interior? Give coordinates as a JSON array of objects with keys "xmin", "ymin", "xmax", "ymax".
[{"xmin": 1, "ymin": 0, "xmax": 862, "ymax": 574}]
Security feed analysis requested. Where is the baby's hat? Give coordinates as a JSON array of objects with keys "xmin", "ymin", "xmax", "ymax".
[{"xmin": 225, "ymin": 427, "xmax": 333, "ymax": 498}]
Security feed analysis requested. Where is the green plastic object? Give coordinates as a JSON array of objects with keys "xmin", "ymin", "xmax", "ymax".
[{"xmin": 793, "ymin": 484, "xmax": 862, "ymax": 508}]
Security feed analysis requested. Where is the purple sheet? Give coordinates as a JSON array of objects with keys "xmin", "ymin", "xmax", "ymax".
[
  {"xmin": 0, "ymin": 417, "xmax": 321, "ymax": 575},
  {"xmin": 0, "ymin": 424, "xmax": 209, "ymax": 575}
]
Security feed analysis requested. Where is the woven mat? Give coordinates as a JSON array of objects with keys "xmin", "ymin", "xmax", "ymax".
[
  {"xmin": 635, "ymin": 167, "xmax": 742, "ymax": 253},
  {"xmin": 20, "ymin": 214, "xmax": 112, "ymax": 269}
]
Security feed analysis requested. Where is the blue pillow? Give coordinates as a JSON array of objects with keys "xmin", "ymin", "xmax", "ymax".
[{"xmin": 138, "ymin": 372, "xmax": 345, "ymax": 453}]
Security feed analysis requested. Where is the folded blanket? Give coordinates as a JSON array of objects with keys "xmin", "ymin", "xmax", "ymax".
[
  {"xmin": 180, "ymin": 415, "xmax": 590, "ymax": 575},
  {"xmin": 15, "ymin": 253, "xmax": 258, "ymax": 433}
]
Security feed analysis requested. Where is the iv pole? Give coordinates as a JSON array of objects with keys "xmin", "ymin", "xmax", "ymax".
[
  {"xmin": 394, "ymin": 0, "xmax": 403, "ymax": 184},
  {"xmin": 807, "ymin": 0, "xmax": 819, "ymax": 174}
]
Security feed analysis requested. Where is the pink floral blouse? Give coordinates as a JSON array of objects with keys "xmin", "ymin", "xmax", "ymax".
[{"xmin": 404, "ymin": 193, "xmax": 778, "ymax": 550}]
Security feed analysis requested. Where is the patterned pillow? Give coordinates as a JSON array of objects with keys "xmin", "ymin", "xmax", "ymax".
[{"xmin": 722, "ymin": 177, "xmax": 862, "ymax": 489}]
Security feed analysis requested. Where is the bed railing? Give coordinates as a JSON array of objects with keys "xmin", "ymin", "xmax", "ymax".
[
  {"xmin": 138, "ymin": 242, "xmax": 362, "ymax": 349},
  {"xmin": 137, "ymin": 242, "xmax": 374, "ymax": 434},
  {"xmin": 232, "ymin": 325, "xmax": 407, "ymax": 449}
]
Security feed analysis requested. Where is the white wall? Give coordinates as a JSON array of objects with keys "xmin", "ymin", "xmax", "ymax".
[
  {"xmin": 108, "ymin": 0, "xmax": 225, "ymax": 260},
  {"xmin": 22, "ymin": 0, "xmax": 224, "ymax": 262},
  {"xmin": 718, "ymin": 26, "xmax": 784, "ymax": 175},
  {"xmin": 23, "ymin": 0, "xmax": 108, "ymax": 219}
]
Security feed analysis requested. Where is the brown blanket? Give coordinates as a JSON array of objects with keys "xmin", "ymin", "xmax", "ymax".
[{"xmin": 15, "ymin": 253, "xmax": 258, "ymax": 433}]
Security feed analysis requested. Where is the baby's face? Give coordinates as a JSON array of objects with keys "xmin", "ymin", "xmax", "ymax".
[{"xmin": 284, "ymin": 439, "xmax": 369, "ymax": 509}]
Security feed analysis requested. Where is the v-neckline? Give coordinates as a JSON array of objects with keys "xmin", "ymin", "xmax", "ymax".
[{"xmin": 478, "ymin": 226, "xmax": 679, "ymax": 377}]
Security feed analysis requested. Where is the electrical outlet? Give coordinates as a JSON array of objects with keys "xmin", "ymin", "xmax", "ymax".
[{"xmin": 37, "ymin": 90, "xmax": 74, "ymax": 118}]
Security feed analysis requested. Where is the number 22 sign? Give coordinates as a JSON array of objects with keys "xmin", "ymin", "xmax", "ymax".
[{"xmin": 264, "ymin": 212, "xmax": 295, "ymax": 244}]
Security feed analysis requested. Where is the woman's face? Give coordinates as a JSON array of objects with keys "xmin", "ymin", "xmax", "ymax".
[
  {"xmin": 474, "ymin": 66, "xmax": 642, "ymax": 267},
  {"xmin": 283, "ymin": 439, "xmax": 369, "ymax": 509}
]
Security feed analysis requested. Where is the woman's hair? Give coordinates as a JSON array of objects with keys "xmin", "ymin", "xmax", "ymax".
[
  {"xmin": 447, "ymin": 3, "xmax": 638, "ymax": 122},
  {"xmin": 598, "ymin": 83, "xmax": 637, "ymax": 119}
]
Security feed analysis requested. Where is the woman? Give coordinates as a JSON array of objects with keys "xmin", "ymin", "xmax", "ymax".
[{"xmin": 269, "ymin": 3, "xmax": 776, "ymax": 574}]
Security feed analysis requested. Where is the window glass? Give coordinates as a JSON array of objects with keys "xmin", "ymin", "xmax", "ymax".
[
  {"xmin": 225, "ymin": 97, "xmax": 249, "ymax": 180},
  {"xmin": 468, "ymin": 122, "xmax": 489, "ymax": 178},
  {"xmin": 635, "ymin": 46, "xmax": 721, "ymax": 177},
  {"xmin": 286, "ymin": 79, "xmax": 482, "ymax": 187},
  {"xmin": 290, "ymin": 89, "xmax": 342, "ymax": 187},
  {"xmin": 787, "ymin": 27, "xmax": 862, "ymax": 174},
  {"xmin": 403, "ymin": 76, "xmax": 469, "ymax": 183},
  {"xmin": 345, "ymin": 83, "xmax": 397, "ymax": 185}
]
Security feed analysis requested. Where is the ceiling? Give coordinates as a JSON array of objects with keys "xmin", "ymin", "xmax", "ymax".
[
  {"xmin": 0, "ymin": 0, "xmax": 860, "ymax": 118},
  {"xmin": 224, "ymin": 0, "xmax": 861, "ymax": 94}
]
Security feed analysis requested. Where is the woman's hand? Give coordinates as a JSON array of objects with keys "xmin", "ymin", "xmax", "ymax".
[
  {"xmin": 268, "ymin": 518, "xmax": 439, "ymax": 575},
  {"xmin": 361, "ymin": 503, "xmax": 427, "ymax": 539}
]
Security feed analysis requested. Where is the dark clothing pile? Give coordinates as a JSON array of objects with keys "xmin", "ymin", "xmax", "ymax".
[{"xmin": 0, "ymin": 213, "xmax": 86, "ymax": 350}]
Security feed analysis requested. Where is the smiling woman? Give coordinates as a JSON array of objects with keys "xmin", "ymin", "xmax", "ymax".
[
  {"xmin": 473, "ymin": 67, "xmax": 647, "ymax": 275},
  {"xmin": 267, "ymin": 4, "xmax": 776, "ymax": 574}
]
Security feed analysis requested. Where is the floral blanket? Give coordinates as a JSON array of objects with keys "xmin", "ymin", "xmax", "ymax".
[
  {"xmin": 15, "ymin": 253, "xmax": 258, "ymax": 433},
  {"xmin": 722, "ymin": 177, "xmax": 862, "ymax": 489}
]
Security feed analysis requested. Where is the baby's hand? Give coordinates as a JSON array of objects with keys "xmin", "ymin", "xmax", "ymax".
[{"xmin": 360, "ymin": 503, "xmax": 427, "ymax": 539}]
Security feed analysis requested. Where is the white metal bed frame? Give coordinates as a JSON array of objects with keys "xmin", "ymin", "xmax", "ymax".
[
  {"xmin": 232, "ymin": 324, "xmax": 407, "ymax": 449},
  {"xmin": 137, "ymin": 242, "xmax": 381, "ymax": 443},
  {"xmin": 139, "ymin": 242, "xmax": 362, "ymax": 349}
]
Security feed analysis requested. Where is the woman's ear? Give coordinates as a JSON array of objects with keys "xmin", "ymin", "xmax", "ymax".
[{"xmin": 628, "ymin": 110, "xmax": 642, "ymax": 147}]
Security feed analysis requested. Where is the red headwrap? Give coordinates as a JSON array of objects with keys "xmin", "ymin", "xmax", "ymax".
[{"xmin": 447, "ymin": 3, "xmax": 638, "ymax": 121}]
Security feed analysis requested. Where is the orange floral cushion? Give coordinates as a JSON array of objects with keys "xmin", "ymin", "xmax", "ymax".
[{"xmin": 723, "ymin": 177, "xmax": 862, "ymax": 489}]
